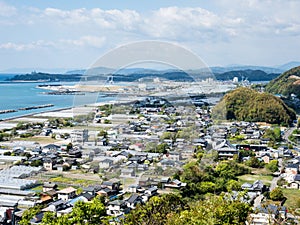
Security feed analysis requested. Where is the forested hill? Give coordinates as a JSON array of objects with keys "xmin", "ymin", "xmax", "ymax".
[
  {"xmin": 265, "ymin": 66, "xmax": 300, "ymax": 98},
  {"xmin": 6, "ymin": 69, "xmax": 279, "ymax": 82},
  {"xmin": 213, "ymin": 87, "xmax": 296, "ymax": 126},
  {"xmin": 214, "ymin": 69, "xmax": 279, "ymax": 81},
  {"xmin": 6, "ymin": 72, "xmax": 82, "ymax": 82}
]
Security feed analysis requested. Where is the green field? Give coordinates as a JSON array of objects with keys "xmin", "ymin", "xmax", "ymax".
[
  {"xmin": 237, "ymin": 174, "xmax": 273, "ymax": 185},
  {"xmin": 282, "ymin": 189, "xmax": 300, "ymax": 212}
]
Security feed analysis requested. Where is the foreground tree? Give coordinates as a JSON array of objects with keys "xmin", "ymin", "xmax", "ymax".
[
  {"xmin": 40, "ymin": 197, "xmax": 106, "ymax": 225},
  {"xmin": 123, "ymin": 193, "xmax": 184, "ymax": 225},
  {"xmin": 269, "ymin": 187, "xmax": 285, "ymax": 201},
  {"xmin": 166, "ymin": 195, "xmax": 251, "ymax": 225}
]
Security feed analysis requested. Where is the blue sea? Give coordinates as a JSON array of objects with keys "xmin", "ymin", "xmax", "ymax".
[{"xmin": 0, "ymin": 74, "xmax": 114, "ymax": 120}]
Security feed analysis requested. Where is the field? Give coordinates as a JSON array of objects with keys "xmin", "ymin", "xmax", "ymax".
[
  {"xmin": 282, "ymin": 189, "xmax": 300, "ymax": 212},
  {"xmin": 237, "ymin": 174, "xmax": 273, "ymax": 185}
]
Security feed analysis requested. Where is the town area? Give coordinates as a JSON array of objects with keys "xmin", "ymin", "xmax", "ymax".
[{"xmin": 0, "ymin": 93, "xmax": 300, "ymax": 224}]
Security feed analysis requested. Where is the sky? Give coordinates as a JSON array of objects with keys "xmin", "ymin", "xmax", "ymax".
[{"xmin": 0, "ymin": 0, "xmax": 300, "ymax": 72}]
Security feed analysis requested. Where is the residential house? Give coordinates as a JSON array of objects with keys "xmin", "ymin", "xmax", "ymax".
[
  {"xmin": 99, "ymin": 159, "xmax": 114, "ymax": 169},
  {"xmin": 126, "ymin": 194, "xmax": 143, "ymax": 209},
  {"xmin": 127, "ymin": 185, "xmax": 144, "ymax": 193},
  {"xmin": 164, "ymin": 179, "xmax": 187, "ymax": 189},
  {"xmin": 83, "ymin": 186, "xmax": 100, "ymax": 196},
  {"xmin": 285, "ymin": 163, "xmax": 299, "ymax": 175},
  {"xmin": 57, "ymin": 187, "xmax": 77, "ymax": 201},
  {"xmin": 97, "ymin": 188, "xmax": 117, "ymax": 198},
  {"xmin": 289, "ymin": 174, "xmax": 300, "ymax": 189},
  {"xmin": 241, "ymin": 180, "xmax": 266, "ymax": 194},
  {"xmin": 160, "ymin": 159, "xmax": 175, "ymax": 167},
  {"xmin": 43, "ymin": 199, "xmax": 68, "ymax": 212},
  {"xmin": 145, "ymin": 186, "xmax": 158, "ymax": 197},
  {"xmin": 120, "ymin": 168, "xmax": 135, "ymax": 178},
  {"xmin": 260, "ymin": 153, "xmax": 272, "ymax": 164},
  {"xmin": 248, "ymin": 204, "xmax": 286, "ymax": 225},
  {"xmin": 214, "ymin": 139, "xmax": 238, "ymax": 159},
  {"xmin": 42, "ymin": 182, "xmax": 57, "ymax": 192},
  {"xmin": 139, "ymin": 177, "xmax": 151, "ymax": 188},
  {"xmin": 43, "ymin": 158, "xmax": 55, "ymax": 171},
  {"xmin": 102, "ymin": 179, "xmax": 121, "ymax": 191},
  {"xmin": 106, "ymin": 200, "xmax": 129, "ymax": 216},
  {"xmin": 42, "ymin": 144, "xmax": 60, "ymax": 153}
]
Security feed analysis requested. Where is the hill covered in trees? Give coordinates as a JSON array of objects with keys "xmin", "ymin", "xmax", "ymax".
[
  {"xmin": 213, "ymin": 87, "xmax": 296, "ymax": 126},
  {"xmin": 214, "ymin": 69, "xmax": 279, "ymax": 81},
  {"xmin": 265, "ymin": 66, "xmax": 300, "ymax": 98}
]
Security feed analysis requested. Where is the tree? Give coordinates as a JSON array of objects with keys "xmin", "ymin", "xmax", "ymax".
[
  {"xmin": 269, "ymin": 187, "xmax": 284, "ymax": 201},
  {"xmin": 98, "ymin": 129, "xmax": 108, "ymax": 138},
  {"xmin": 265, "ymin": 160, "xmax": 278, "ymax": 173},
  {"xmin": 123, "ymin": 193, "xmax": 184, "ymax": 225},
  {"xmin": 3, "ymin": 151, "xmax": 11, "ymax": 156},
  {"xmin": 226, "ymin": 180, "xmax": 241, "ymax": 192},
  {"xmin": 166, "ymin": 195, "xmax": 251, "ymax": 225},
  {"xmin": 41, "ymin": 197, "xmax": 106, "ymax": 225},
  {"xmin": 66, "ymin": 142, "xmax": 73, "ymax": 151},
  {"xmin": 19, "ymin": 206, "xmax": 42, "ymax": 225},
  {"xmin": 245, "ymin": 156, "xmax": 264, "ymax": 168},
  {"xmin": 31, "ymin": 159, "xmax": 43, "ymax": 167}
]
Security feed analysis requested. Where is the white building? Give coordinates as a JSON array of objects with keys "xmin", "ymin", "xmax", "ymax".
[{"xmin": 70, "ymin": 129, "xmax": 88, "ymax": 143}]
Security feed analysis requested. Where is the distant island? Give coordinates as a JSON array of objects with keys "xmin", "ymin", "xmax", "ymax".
[
  {"xmin": 6, "ymin": 68, "xmax": 280, "ymax": 82},
  {"xmin": 6, "ymin": 71, "xmax": 82, "ymax": 82}
]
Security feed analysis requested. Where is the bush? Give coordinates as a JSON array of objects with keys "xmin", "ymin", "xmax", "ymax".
[
  {"xmin": 245, "ymin": 156, "xmax": 264, "ymax": 168},
  {"xmin": 265, "ymin": 160, "xmax": 278, "ymax": 173},
  {"xmin": 269, "ymin": 187, "xmax": 284, "ymax": 201}
]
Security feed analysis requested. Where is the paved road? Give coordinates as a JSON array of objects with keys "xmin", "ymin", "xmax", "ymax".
[
  {"xmin": 253, "ymin": 194, "xmax": 264, "ymax": 208},
  {"xmin": 283, "ymin": 126, "xmax": 297, "ymax": 145},
  {"xmin": 270, "ymin": 158, "xmax": 283, "ymax": 191}
]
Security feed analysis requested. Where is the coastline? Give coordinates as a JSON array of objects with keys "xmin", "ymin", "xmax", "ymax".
[{"xmin": 0, "ymin": 106, "xmax": 73, "ymax": 123}]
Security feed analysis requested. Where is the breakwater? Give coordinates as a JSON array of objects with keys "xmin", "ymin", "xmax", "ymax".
[{"xmin": 0, "ymin": 104, "xmax": 54, "ymax": 115}]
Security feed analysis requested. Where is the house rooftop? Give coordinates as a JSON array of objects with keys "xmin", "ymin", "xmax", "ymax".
[{"xmin": 57, "ymin": 187, "xmax": 77, "ymax": 194}]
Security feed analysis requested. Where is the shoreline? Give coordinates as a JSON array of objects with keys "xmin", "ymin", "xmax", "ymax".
[{"xmin": 0, "ymin": 106, "xmax": 73, "ymax": 123}]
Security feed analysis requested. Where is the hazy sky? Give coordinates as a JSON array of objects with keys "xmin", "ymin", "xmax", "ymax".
[{"xmin": 0, "ymin": 0, "xmax": 300, "ymax": 72}]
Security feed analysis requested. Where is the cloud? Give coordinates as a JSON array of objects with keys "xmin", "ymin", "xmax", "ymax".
[
  {"xmin": 0, "ymin": 36, "xmax": 106, "ymax": 51},
  {"xmin": 143, "ymin": 7, "xmax": 242, "ymax": 41},
  {"xmin": 1, "ymin": 1, "xmax": 300, "ymax": 68},
  {"xmin": 0, "ymin": 1, "xmax": 17, "ymax": 17},
  {"xmin": 40, "ymin": 7, "xmax": 141, "ymax": 31},
  {"xmin": 61, "ymin": 36, "xmax": 106, "ymax": 48}
]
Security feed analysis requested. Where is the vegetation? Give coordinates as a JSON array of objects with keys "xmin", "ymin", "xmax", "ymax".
[
  {"xmin": 215, "ymin": 69, "xmax": 279, "ymax": 82},
  {"xmin": 212, "ymin": 87, "xmax": 296, "ymax": 126},
  {"xmin": 165, "ymin": 195, "xmax": 251, "ymax": 225},
  {"xmin": 41, "ymin": 197, "xmax": 106, "ymax": 225},
  {"xmin": 123, "ymin": 193, "xmax": 251, "ymax": 225},
  {"xmin": 282, "ymin": 189, "xmax": 300, "ymax": 212},
  {"xmin": 265, "ymin": 160, "xmax": 279, "ymax": 173},
  {"xmin": 245, "ymin": 156, "xmax": 264, "ymax": 168},
  {"xmin": 7, "ymin": 72, "xmax": 82, "ymax": 82},
  {"xmin": 289, "ymin": 129, "xmax": 300, "ymax": 143},
  {"xmin": 177, "ymin": 160, "xmax": 250, "ymax": 199},
  {"xmin": 123, "ymin": 193, "xmax": 185, "ymax": 225},
  {"xmin": 269, "ymin": 187, "xmax": 285, "ymax": 201},
  {"xmin": 266, "ymin": 66, "xmax": 300, "ymax": 98}
]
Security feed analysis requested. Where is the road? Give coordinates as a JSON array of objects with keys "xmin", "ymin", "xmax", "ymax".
[
  {"xmin": 254, "ymin": 158, "xmax": 283, "ymax": 208},
  {"xmin": 283, "ymin": 126, "xmax": 297, "ymax": 145},
  {"xmin": 253, "ymin": 194, "xmax": 264, "ymax": 208},
  {"xmin": 270, "ymin": 158, "xmax": 283, "ymax": 191}
]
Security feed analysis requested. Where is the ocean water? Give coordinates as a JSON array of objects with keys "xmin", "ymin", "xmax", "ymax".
[{"xmin": 0, "ymin": 77, "xmax": 114, "ymax": 120}]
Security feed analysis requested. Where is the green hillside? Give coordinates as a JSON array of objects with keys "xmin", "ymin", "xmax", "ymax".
[
  {"xmin": 212, "ymin": 87, "xmax": 296, "ymax": 126},
  {"xmin": 265, "ymin": 66, "xmax": 300, "ymax": 98}
]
